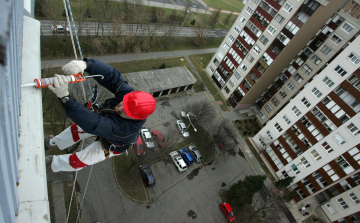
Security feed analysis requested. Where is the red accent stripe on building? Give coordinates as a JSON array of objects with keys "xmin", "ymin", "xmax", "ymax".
[
  {"xmin": 69, "ymin": 153, "xmax": 88, "ymax": 169},
  {"xmin": 249, "ymin": 16, "xmax": 266, "ymax": 32},
  {"xmin": 239, "ymin": 83, "xmax": 248, "ymax": 94},
  {"xmin": 266, "ymin": 0, "xmax": 281, "ymax": 11}
]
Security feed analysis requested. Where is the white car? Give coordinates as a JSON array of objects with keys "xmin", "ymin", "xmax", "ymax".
[
  {"xmin": 188, "ymin": 144, "xmax": 202, "ymax": 163},
  {"xmin": 51, "ymin": 24, "xmax": 70, "ymax": 33},
  {"xmin": 176, "ymin": 120, "xmax": 189, "ymax": 138},
  {"xmin": 140, "ymin": 129, "xmax": 154, "ymax": 148},
  {"xmin": 169, "ymin": 151, "xmax": 187, "ymax": 172}
]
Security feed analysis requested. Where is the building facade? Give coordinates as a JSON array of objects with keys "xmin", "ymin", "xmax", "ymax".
[{"xmin": 207, "ymin": 0, "xmax": 360, "ymax": 222}]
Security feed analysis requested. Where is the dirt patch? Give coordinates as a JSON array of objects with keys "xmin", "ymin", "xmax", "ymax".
[{"xmin": 233, "ymin": 119, "xmax": 261, "ymax": 138}]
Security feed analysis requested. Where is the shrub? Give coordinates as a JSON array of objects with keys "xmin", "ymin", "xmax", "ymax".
[
  {"xmin": 245, "ymin": 125, "xmax": 250, "ymax": 130},
  {"xmin": 238, "ymin": 120, "xmax": 242, "ymax": 124},
  {"xmin": 254, "ymin": 130, "xmax": 259, "ymax": 135},
  {"xmin": 248, "ymin": 131, "xmax": 252, "ymax": 135},
  {"xmin": 238, "ymin": 126, "xmax": 242, "ymax": 130},
  {"xmin": 159, "ymin": 63, "xmax": 166, "ymax": 69},
  {"xmin": 275, "ymin": 176, "xmax": 295, "ymax": 190},
  {"xmin": 243, "ymin": 131, "xmax": 247, "ymax": 135},
  {"xmin": 244, "ymin": 120, "xmax": 248, "ymax": 124}
]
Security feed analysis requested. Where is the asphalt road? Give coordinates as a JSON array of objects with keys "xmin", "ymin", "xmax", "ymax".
[{"xmin": 40, "ymin": 20, "xmax": 228, "ymax": 38}]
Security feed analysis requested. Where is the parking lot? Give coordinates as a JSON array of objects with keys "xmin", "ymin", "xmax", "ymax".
[{"xmin": 77, "ymin": 92, "xmax": 257, "ymax": 222}]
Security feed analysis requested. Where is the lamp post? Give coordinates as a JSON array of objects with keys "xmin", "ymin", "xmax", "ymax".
[
  {"xmin": 186, "ymin": 113, "xmax": 197, "ymax": 132},
  {"xmin": 181, "ymin": 10, "xmax": 190, "ymax": 27}
]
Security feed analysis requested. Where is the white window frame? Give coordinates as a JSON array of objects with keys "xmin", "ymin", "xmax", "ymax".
[
  {"xmin": 347, "ymin": 123, "xmax": 360, "ymax": 136},
  {"xmin": 267, "ymin": 25, "xmax": 276, "ymax": 35},
  {"xmin": 223, "ymin": 42, "xmax": 230, "ymax": 51},
  {"xmin": 301, "ymin": 97, "xmax": 311, "ymax": 108},
  {"xmin": 234, "ymin": 71, "xmax": 241, "ymax": 80},
  {"xmin": 330, "ymin": 34, "xmax": 342, "ymax": 44},
  {"xmin": 348, "ymin": 192, "xmax": 360, "ymax": 204},
  {"xmin": 266, "ymin": 130, "xmax": 274, "ymax": 140},
  {"xmin": 264, "ymin": 104, "xmax": 273, "ymax": 113},
  {"xmin": 283, "ymin": 3, "xmax": 293, "ymax": 12},
  {"xmin": 301, "ymin": 64, "xmax": 312, "ymax": 75},
  {"xmin": 300, "ymin": 157, "xmax": 311, "ymax": 168},
  {"xmin": 310, "ymin": 149, "xmax": 322, "ymax": 161},
  {"xmin": 333, "ymin": 133, "xmax": 346, "ymax": 145},
  {"xmin": 311, "ymin": 87, "xmax": 323, "ymax": 98},
  {"xmin": 320, "ymin": 45, "xmax": 332, "ymax": 56},
  {"xmin": 274, "ymin": 14, "xmax": 284, "ymax": 24},
  {"xmin": 323, "ymin": 76, "xmax": 335, "ymax": 88},
  {"xmin": 292, "ymin": 106, "xmax": 301, "ymax": 117},
  {"xmin": 286, "ymin": 82, "xmax": 295, "ymax": 91},
  {"xmin": 274, "ymin": 122, "xmax": 283, "ymax": 133},
  {"xmin": 258, "ymin": 111, "xmax": 265, "ymax": 119},
  {"xmin": 253, "ymin": 45, "xmax": 261, "ymax": 55},
  {"xmin": 348, "ymin": 52, "xmax": 360, "ymax": 65},
  {"xmin": 228, "ymin": 34, "xmax": 235, "ymax": 43},
  {"xmin": 282, "ymin": 115, "xmax": 291, "ymax": 125},
  {"xmin": 310, "ymin": 54, "xmax": 322, "ymax": 65},
  {"xmin": 246, "ymin": 6, "xmax": 254, "ymax": 15},
  {"xmin": 341, "ymin": 22, "xmax": 354, "ymax": 34},
  {"xmin": 337, "ymin": 198, "xmax": 349, "ymax": 209},
  {"xmin": 334, "ymin": 65, "xmax": 347, "ymax": 77},
  {"xmin": 234, "ymin": 26, "xmax": 241, "ymax": 34}
]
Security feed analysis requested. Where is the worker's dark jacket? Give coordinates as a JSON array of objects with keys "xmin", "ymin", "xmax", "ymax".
[{"xmin": 62, "ymin": 58, "xmax": 145, "ymax": 153}]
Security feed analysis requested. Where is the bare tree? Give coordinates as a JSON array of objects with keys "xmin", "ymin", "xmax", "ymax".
[
  {"xmin": 223, "ymin": 11, "xmax": 234, "ymax": 27},
  {"xmin": 256, "ymin": 135, "xmax": 272, "ymax": 157},
  {"xmin": 209, "ymin": 7, "xmax": 221, "ymax": 28},
  {"xmin": 193, "ymin": 24, "xmax": 211, "ymax": 47},
  {"xmin": 184, "ymin": 100, "xmax": 216, "ymax": 126}
]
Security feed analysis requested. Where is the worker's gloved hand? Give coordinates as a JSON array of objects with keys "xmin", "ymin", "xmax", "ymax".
[
  {"xmin": 48, "ymin": 74, "xmax": 69, "ymax": 98},
  {"xmin": 62, "ymin": 60, "xmax": 87, "ymax": 75}
]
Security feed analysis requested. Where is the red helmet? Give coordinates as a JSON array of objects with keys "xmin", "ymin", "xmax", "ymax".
[{"xmin": 123, "ymin": 91, "xmax": 156, "ymax": 119}]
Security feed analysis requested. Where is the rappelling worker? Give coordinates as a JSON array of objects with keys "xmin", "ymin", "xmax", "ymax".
[{"xmin": 45, "ymin": 59, "xmax": 156, "ymax": 172}]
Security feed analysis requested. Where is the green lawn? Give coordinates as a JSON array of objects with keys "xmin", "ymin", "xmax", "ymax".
[
  {"xmin": 188, "ymin": 53, "xmax": 230, "ymax": 111},
  {"xmin": 113, "ymin": 153, "xmax": 149, "ymax": 203},
  {"xmin": 203, "ymin": 0, "xmax": 244, "ymax": 12}
]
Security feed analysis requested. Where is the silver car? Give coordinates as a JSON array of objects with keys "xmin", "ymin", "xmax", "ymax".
[
  {"xmin": 188, "ymin": 144, "xmax": 202, "ymax": 163},
  {"xmin": 140, "ymin": 129, "xmax": 154, "ymax": 148},
  {"xmin": 176, "ymin": 120, "xmax": 189, "ymax": 138},
  {"xmin": 169, "ymin": 151, "xmax": 187, "ymax": 172}
]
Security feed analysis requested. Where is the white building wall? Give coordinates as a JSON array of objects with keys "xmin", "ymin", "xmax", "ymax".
[{"xmin": 253, "ymin": 34, "xmax": 360, "ymax": 182}]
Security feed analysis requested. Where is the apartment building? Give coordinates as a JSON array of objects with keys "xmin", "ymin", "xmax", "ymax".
[
  {"xmin": 251, "ymin": 29, "xmax": 360, "ymax": 223},
  {"xmin": 205, "ymin": 0, "xmax": 354, "ymax": 120}
]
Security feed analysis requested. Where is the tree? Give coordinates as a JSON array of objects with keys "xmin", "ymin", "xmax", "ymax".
[
  {"xmin": 184, "ymin": 100, "xmax": 216, "ymax": 126},
  {"xmin": 256, "ymin": 135, "xmax": 272, "ymax": 157},
  {"xmin": 275, "ymin": 176, "xmax": 295, "ymax": 190},
  {"xmin": 193, "ymin": 24, "xmax": 210, "ymax": 47},
  {"xmin": 223, "ymin": 11, "xmax": 233, "ymax": 27},
  {"xmin": 228, "ymin": 175, "xmax": 266, "ymax": 207},
  {"xmin": 209, "ymin": 7, "xmax": 221, "ymax": 28},
  {"xmin": 190, "ymin": 19, "xmax": 195, "ymax": 25}
]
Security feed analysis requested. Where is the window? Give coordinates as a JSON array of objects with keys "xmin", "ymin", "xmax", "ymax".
[
  {"xmin": 300, "ymin": 157, "xmax": 311, "ymax": 168},
  {"xmin": 274, "ymin": 123, "xmax": 283, "ymax": 132},
  {"xmin": 323, "ymin": 76, "xmax": 334, "ymax": 88},
  {"xmin": 258, "ymin": 111, "xmax": 265, "ymax": 119},
  {"xmin": 348, "ymin": 52, "xmax": 360, "ymax": 65},
  {"xmin": 282, "ymin": 115, "xmax": 291, "ymax": 125},
  {"xmin": 246, "ymin": 21, "xmax": 261, "ymax": 37},
  {"xmin": 292, "ymin": 106, "xmax": 301, "ymax": 117},
  {"xmin": 264, "ymin": 104, "xmax": 273, "ymax": 113},
  {"xmin": 293, "ymin": 73, "xmax": 303, "ymax": 83},
  {"xmin": 311, "ymin": 87, "xmax": 323, "ymax": 98},
  {"xmin": 209, "ymin": 66, "xmax": 214, "ymax": 73},
  {"xmin": 310, "ymin": 54, "xmax": 322, "ymax": 65},
  {"xmin": 283, "ymin": 3, "xmax": 293, "ymax": 12},
  {"xmin": 348, "ymin": 192, "xmax": 360, "ymax": 204},
  {"xmin": 246, "ymin": 6, "xmax": 254, "ymax": 15},
  {"xmin": 224, "ymin": 86, "xmax": 230, "ymax": 94},
  {"xmin": 333, "ymin": 133, "xmax": 346, "ymax": 145},
  {"xmin": 320, "ymin": 45, "xmax": 332, "ymax": 56},
  {"xmin": 239, "ymin": 16, "xmax": 247, "ymax": 24},
  {"xmin": 347, "ymin": 123, "xmax": 360, "ymax": 136},
  {"xmin": 240, "ymin": 63, "xmax": 248, "ymax": 71},
  {"xmin": 341, "ymin": 22, "xmax": 354, "ymax": 34},
  {"xmin": 331, "ymin": 34, "xmax": 342, "ymax": 44},
  {"xmin": 228, "ymin": 79, "xmax": 235, "ymax": 87},
  {"xmin": 301, "ymin": 97, "xmax": 311, "ymax": 108},
  {"xmin": 213, "ymin": 58, "xmax": 219, "ymax": 66},
  {"xmin": 267, "ymin": 25, "xmax": 276, "ymax": 35},
  {"xmin": 228, "ymin": 34, "xmax": 235, "ymax": 43},
  {"xmin": 271, "ymin": 97, "xmax": 280, "ymax": 107},
  {"xmin": 279, "ymin": 90, "xmax": 287, "ymax": 99},
  {"xmin": 310, "ymin": 150, "xmax": 322, "ymax": 161},
  {"xmin": 337, "ymin": 198, "xmax": 349, "ymax": 209},
  {"xmin": 286, "ymin": 82, "xmax": 295, "ymax": 91},
  {"xmin": 259, "ymin": 35, "xmax": 269, "ymax": 45},
  {"xmin": 295, "ymin": 57, "xmax": 304, "ymax": 66},
  {"xmin": 291, "ymin": 164, "xmax": 300, "ymax": 174},
  {"xmin": 252, "ymin": 0, "xmax": 260, "ymax": 4},
  {"xmin": 234, "ymin": 26, "xmax": 241, "ymax": 34},
  {"xmin": 334, "ymin": 65, "xmax": 347, "ymax": 77},
  {"xmin": 303, "ymin": 46, "xmax": 313, "ymax": 57},
  {"xmin": 253, "ymin": 45, "xmax": 261, "ymax": 54},
  {"xmin": 266, "ymin": 130, "xmax": 274, "ymax": 140},
  {"xmin": 234, "ymin": 71, "xmax": 241, "ymax": 80},
  {"xmin": 322, "ymin": 141, "xmax": 334, "ymax": 153},
  {"xmin": 247, "ymin": 54, "xmax": 254, "ymax": 63},
  {"xmin": 277, "ymin": 33, "xmax": 289, "ymax": 45},
  {"xmin": 301, "ymin": 64, "xmax": 312, "ymax": 75},
  {"xmin": 218, "ymin": 51, "xmax": 225, "ymax": 59},
  {"xmin": 223, "ymin": 42, "xmax": 230, "ymax": 51},
  {"xmin": 285, "ymin": 21, "xmax": 299, "ymax": 35},
  {"xmin": 274, "ymin": 14, "xmax": 284, "ymax": 24}
]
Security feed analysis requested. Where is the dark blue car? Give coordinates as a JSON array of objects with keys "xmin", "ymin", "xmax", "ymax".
[{"xmin": 179, "ymin": 148, "xmax": 194, "ymax": 166}]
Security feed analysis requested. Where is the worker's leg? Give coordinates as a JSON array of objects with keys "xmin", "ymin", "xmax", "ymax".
[
  {"xmin": 50, "ymin": 124, "xmax": 95, "ymax": 150},
  {"xmin": 51, "ymin": 141, "xmax": 123, "ymax": 172}
]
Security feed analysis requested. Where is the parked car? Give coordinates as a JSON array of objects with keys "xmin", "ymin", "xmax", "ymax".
[
  {"xmin": 51, "ymin": 24, "xmax": 70, "ymax": 33},
  {"xmin": 152, "ymin": 130, "xmax": 166, "ymax": 148},
  {"xmin": 213, "ymin": 134, "xmax": 226, "ymax": 148},
  {"xmin": 140, "ymin": 129, "xmax": 154, "ymax": 148},
  {"xmin": 179, "ymin": 148, "xmax": 194, "ymax": 166},
  {"xmin": 176, "ymin": 120, "xmax": 189, "ymax": 138},
  {"xmin": 134, "ymin": 136, "xmax": 145, "ymax": 156},
  {"xmin": 139, "ymin": 164, "xmax": 156, "ymax": 187},
  {"xmin": 220, "ymin": 202, "xmax": 235, "ymax": 222},
  {"xmin": 169, "ymin": 151, "xmax": 187, "ymax": 172},
  {"xmin": 188, "ymin": 144, "xmax": 202, "ymax": 163},
  {"xmin": 180, "ymin": 111, "xmax": 196, "ymax": 120}
]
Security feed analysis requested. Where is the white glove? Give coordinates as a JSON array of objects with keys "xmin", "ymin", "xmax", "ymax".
[
  {"xmin": 48, "ymin": 74, "xmax": 69, "ymax": 98},
  {"xmin": 61, "ymin": 60, "xmax": 87, "ymax": 75}
]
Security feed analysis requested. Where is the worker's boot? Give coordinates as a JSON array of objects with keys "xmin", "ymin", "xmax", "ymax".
[
  {"xmin": 45, "ymin": 155, "xmax": 53, "ymax": 167},
  {"xmin": 44, "ymin": 135, "xmax": 55, "ymax": 150}
]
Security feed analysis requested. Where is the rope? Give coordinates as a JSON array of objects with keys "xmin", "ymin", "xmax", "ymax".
[{"xmin": 61, "ymin": 1, "xmax": 95, "ymax": 222}]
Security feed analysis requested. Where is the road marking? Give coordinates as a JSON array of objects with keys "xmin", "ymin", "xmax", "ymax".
[{"xmin": 203, "ymin": 91, "xmax": 258, "ymax": 175}]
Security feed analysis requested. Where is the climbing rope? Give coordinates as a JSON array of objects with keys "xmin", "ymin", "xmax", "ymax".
[{"xmin": 61, "ymin": 1, "xmax": 95, "ymax": 222}]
